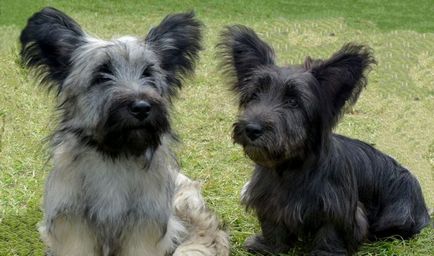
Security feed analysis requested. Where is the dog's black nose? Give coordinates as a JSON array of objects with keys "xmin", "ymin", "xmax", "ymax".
[
  {"xmin": 245, "ymin": 123, "xmax": 264, "ymax": 141},
  {"xmin": 129, "ymin": 100, "xmax": 151, "ymax": 120}
]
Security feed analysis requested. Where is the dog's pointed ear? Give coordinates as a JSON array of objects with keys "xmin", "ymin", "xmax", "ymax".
[
  {"xmin": 145, "ymin": 12, "xmax": 203, "ymax": 95},
  {"xmin": 218, "ymin": 25, "xmax": 276, "ymax": 93},
  {"xmin": 20, "ymin": 7, "xmax": 85, "ymax": 93},
  {"xmin": 307, "ymin": 43, "xmax": 375, "ymax": 123}
]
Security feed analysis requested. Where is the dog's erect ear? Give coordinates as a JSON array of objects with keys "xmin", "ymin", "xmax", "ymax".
[
  {"xmin": 20, "ymin": 7, "xmax": 85, "ymax": 92},
  {"xmin": 145, "ymin": 12, "xmax": 203, "ymax": 95},
  {"xmin": 218, "ymin": 25, "xmax": 276, "ymax": 93},
  {"xmin": 307, "ymin": 43, "xmax": 375, "ymax": 123}
]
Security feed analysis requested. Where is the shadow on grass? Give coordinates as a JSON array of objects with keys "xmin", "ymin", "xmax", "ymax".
[
  {"xmin": 243, "ymin": 220, "xmax": 434, "ymax": 256},
  {"xmin": 0, "ymin": 200, "xmax": 45, "ymax": 256}
]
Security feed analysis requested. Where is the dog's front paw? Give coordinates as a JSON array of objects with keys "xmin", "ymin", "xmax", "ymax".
[
  {"xmin": 244, "ymin": 235, "xmax": 274, "ymax": 255},
  {"xmin": 310, "ymin": 249, "xmax": 347, "ymax": 256}
]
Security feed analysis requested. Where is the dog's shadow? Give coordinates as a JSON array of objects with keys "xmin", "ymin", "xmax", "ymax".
[{"xmin": 0, "ymin": 199, "xmax": 45, "ymax": 255}]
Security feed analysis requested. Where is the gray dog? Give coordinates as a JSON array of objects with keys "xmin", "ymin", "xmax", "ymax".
[{"xmin": 20, "ymin": 7, "xmax": 229, "ymax": 256}]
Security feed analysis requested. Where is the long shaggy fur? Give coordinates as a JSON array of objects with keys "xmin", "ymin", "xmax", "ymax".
[
  {"xmin": 218, "ymin": 25, "xmax": 430, "ymax": 255},
  {"xmin": 20, "ymin": 7, "xmax": 229, "ymax": 256},
  {"xmin": 173, "ymin": 174, "xmax": 230, "ymax": 256}
]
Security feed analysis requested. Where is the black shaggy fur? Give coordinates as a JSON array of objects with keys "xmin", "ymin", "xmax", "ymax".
[
  {"xmin": 20, "ymin": 7, "xmax": 85, "ymax": 92},
  {"xmin": 218, "ymin": 25, "xmax": 430, "ymax": 255},
  {"xmin": 145, "ymin": 11, "xmax": 203, "ymax": 97}
]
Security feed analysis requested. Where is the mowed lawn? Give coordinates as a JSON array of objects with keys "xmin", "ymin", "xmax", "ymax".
[{"xmin": 0, "ymin": 0, "xmax": 433, "ymax": 255}]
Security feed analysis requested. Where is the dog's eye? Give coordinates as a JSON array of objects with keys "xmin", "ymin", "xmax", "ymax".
[
  {"xmin": 141, "ymin": 65, "xmax": 154, "ymax": 78},
  {"xmin": 93, "ymin": 64, "xmax": 113, "ymax": 85},
  {"xmin": 93, "ymin": 75, "xmax": 111, "ymax": 84},
  {"xmin": 286, "ymin": 98, "xmax": 298, "ymax": 108},
  {"xmin": 251, "ymin": 92, "xmax": 259, "ymax": 101},
  {"xmin": 257, "ymin": 75, "xmax": 271, "ymax": 87}
]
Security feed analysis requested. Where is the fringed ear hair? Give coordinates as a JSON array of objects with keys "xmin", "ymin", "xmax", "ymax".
[
  {"xmin": 303, "ymin": 56, "xmax": 324, "ymax": 70},
  {"xmin": 145, "ymin": 12, "xmax": 203, "ymax": 97},
  {"xmin": 20, "ymin": 7, "xmax": 85, "ymax": 93},
  {"xmin": 307, "ymin": 43, "xmax": 376, "ymax": 126},
  {"xmin": 217, "ymin": 25, "xmax": 276, "ymax": 93}
]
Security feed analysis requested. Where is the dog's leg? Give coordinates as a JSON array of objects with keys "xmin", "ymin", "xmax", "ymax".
[
  {"xmin": 120, "ymin": 223, "xmax": 170, "ymax": 256},
  {"xmin": 244, "ymin": 217, "xmax": 294, "ymax": 255},
  {"xmin": 370, "ymin": 171, "xmax": 430, "ymax": 239},
  {"xmin": 310, "ymin": 223, "xmax": 348, "ymax": 256},
  {"xmin": 310, "ymin": 201, "xmax": 368, "ymax": 256},
  {"xmin": 40, "ymin": 216, "xmax": 98, "ymax": 256}
]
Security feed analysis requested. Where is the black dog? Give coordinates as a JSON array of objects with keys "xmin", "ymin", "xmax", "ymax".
[{"xmin": 218, "ymin": 25, "xmax": 430, "ymax": 255}]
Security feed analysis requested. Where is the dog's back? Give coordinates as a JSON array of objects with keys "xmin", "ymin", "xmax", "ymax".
[{"xmin": 332, "ymin": 134, "xmax": 430, "ymax": 239}]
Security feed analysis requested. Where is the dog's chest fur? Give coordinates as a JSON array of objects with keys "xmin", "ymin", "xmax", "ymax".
[
  {"xmin": 241, "ymin": 164, "xmax": 349, "ymax": 233},
  {"xmin": 43, "ymin": 134, "xmax": 177, "ymax": 248}
]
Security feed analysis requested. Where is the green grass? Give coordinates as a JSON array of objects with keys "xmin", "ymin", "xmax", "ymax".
[{"xmin": 0, "ymin": 0, "xmax": 433, "ymax": 255}]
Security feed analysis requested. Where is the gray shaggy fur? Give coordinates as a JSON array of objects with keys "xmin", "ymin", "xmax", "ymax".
[{"xmin": 20, "ymin": 7, "xmax": 229, "ymax": 256}]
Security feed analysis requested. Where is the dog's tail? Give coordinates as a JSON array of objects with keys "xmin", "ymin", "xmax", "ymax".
[{"xmin": 172, "ymin": 174, "xmax": 230, "ymax": 256}]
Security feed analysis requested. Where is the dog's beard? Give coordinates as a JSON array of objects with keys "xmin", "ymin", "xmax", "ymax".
[
  {"xmin": 100, "ymin": 126, "xmax": 165, "ymax": 156},
  {"xmin": 233, "ymin": 135, "xmax": 287, "ymax": 168},
  {"xmin": 243, "ymin": 145, "xmax": 282, "ymax": 168},
  {"xmin": 233, "ymin": 124, "xmax": 306, "ymax": 169}
]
